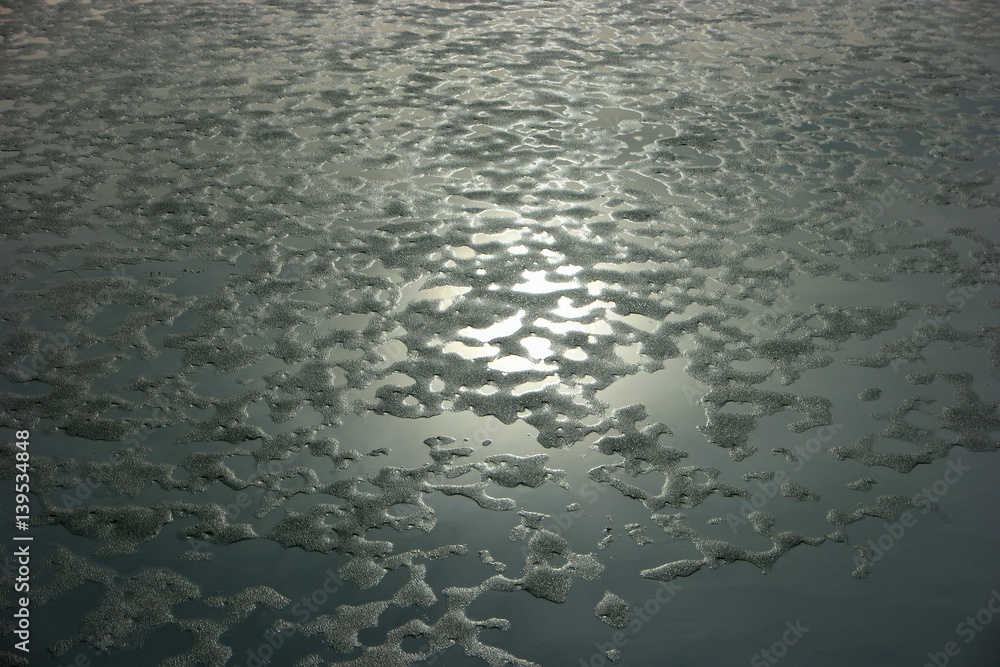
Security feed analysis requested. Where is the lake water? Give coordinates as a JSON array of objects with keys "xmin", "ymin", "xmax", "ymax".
[{"xmin": 1, "ymin": 1, "xmax": 999, "ymax": 666}]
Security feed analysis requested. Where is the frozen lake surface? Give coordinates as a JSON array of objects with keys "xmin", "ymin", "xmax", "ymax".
[{"xmin": 1, "ymin": 1, "xmax": 999, "ymax": 665}]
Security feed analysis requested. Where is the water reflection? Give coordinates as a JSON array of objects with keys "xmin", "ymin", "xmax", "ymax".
[{"xmin": 4, "ymin": 0, "xmax": 1000, "ymax": 665}]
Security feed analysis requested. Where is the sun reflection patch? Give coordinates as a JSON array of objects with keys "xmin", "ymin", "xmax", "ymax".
[
  {"xmin": 458, "ymin": 310, "xmax": 524, "ymax": 342},
  {"xmin": 520, "ymin": 335, "xmax": 554, "ymax": 360},
  {"xmin": 488, "ymin": 354, "xmax": 558, "ymax": 373},
  {"xmin": 512, "ymin": 269, "xmax": 579, "ymax": 294}
]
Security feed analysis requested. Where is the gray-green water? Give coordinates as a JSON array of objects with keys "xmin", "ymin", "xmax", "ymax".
[{"xmin": 2, "ymin": 1, "xmax": 999, "ymax": 665}]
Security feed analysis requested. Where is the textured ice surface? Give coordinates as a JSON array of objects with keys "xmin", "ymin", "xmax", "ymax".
[
  {"xmin": 594, "ymin": 591, "xmax": 633, "ymax": 629},
  {"xmin": 1, "ymin": 0, "xmax": 999, "ymax": 665}
]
